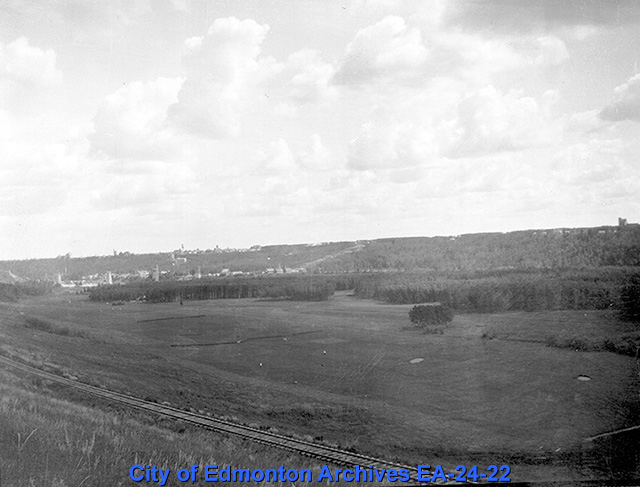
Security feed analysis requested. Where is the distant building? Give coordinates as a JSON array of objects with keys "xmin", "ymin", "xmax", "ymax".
[
  {"xmin": 153, "ymin": 265, "xmax": 160, "ymax": 282},
  {"xmin": 619, "ymin": 217, "xmax": 628, "ymax": 227}
]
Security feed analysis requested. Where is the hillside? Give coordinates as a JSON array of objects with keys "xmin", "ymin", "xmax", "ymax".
[
  {"xmin": 1, "ymin": 224, "xmax": 639, "ymax": 281},
  {"xmin": 0, "ymin": 270, "xmax": 24, "ymax": 284}
]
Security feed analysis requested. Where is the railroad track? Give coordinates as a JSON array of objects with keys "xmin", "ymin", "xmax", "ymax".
[{"xmin": 0, "ymin": 355, "xmax": 470, "ymax": 485}]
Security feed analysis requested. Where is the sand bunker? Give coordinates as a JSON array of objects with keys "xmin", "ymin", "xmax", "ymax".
[
  {"xmin": 409, "ymin": 358, "xmax": 424, "ymax": 364},
  {"xmin": 576, "ymin": 375, "xmax": 592, "ymax": 381}
]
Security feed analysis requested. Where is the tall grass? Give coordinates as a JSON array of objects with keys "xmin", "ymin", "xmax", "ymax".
[
  {"xmin": 23, "ymin": 317, "xmax": 88, "ymax": 339},
  {"xmin": 0, "ymin": 368, "xmax": 336, "ymax": 486}
]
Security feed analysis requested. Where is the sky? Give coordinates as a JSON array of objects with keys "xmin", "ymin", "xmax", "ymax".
[{"xmin": 1, "ymin": 0, "xmax": 640, "ymax": 259}]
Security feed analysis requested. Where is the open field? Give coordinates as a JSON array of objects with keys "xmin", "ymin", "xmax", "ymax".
[{"xmin": 1, "ymin": 290, "xmax": 639, "ymax": 483}]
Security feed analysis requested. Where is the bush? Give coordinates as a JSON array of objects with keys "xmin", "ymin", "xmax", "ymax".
[{"xmin": 409, "ymin": 303, "xmax": 453, "ymax": 328}]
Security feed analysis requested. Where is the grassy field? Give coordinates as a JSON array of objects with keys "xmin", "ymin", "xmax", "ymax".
[{"xmin": 1, "ymin": 290, "xmax": 639, "ymax": 483}]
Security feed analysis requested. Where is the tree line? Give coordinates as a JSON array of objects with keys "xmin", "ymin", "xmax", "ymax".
[
  {"xmin": 88, "ymin": 275, "xmax": 358, "ymax": 303},
  {"xmin": 352, "ymin": 267, "xmax": 637, "ymax": 313}
]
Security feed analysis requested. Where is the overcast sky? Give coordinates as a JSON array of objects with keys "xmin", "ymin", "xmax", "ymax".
[{"xmin": 1, "ymin": 0, "xmax": 639, "ymax": 259}]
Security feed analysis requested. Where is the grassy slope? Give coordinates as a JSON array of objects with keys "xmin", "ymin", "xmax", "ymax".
[
  {"xmin": 1, "ymin": 292, "xmax": 639, "ymax": 483},
  {"xmin": 0, "ymin": 365, "xmax": 338, "ymax": 487}
]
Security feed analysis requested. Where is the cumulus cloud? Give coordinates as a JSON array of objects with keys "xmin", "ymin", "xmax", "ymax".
[
  {"xmin": 90, "ymin": 77, "xmax": 184, "ymax": 160},
  {"xmin": 0, "ymin": 37, "xmax": 62, "ymax": 109},
  {"xmin": 437, "ymin": 31, "xmax": 524, "ymax": 83},
  {"xmin": 332, "ymin": 14, "xmax": 566, "ymax": 90},
  {"xmin": 333, "ymin": 16, "xmax": 428, "ymax": 85},
  {"xmin": 0, "ymin": 37, "xmax": 62, "ymax": 86},
  {"xmin": 89, "ymin": 167, "xmax": 195, "ymax": 212},
  {"xmin": 442, "ymin": 87, "xmax": 559, "ymax": 158},
  {"xmin": 168, "ymin": 17, "xmax": 280, "ymax": 138},
  {"xmin": 599, "ymin": 74, "xmax": 640, "ymax": 122},
  {"xmin": 256, "ymin": 135, "xmax": 340, "ymax": 175},
  {"xmin": 285, "ymin": 49, "xmax": 336, "ymax": 104},
  {"xmin": 550, "ymin": 138, "xmax": 640, "ymax": 202},
  {"xmin": 566, "ymin": 109, "xmax": 607, "ymax": 133},
  {"xmin": 298, "ymin": 134, "xmax": 337, "ymax": 171},
  {"xmin": 258, "ymin": 139, "xmax": 297, "ymax": 173},
  {"xmin": 0, "ymin": 115, "xmax": 83, "ymax": 217},
  {"xmin": 348, "ymin": 118, "xmax": 437, "ymax": 172}
]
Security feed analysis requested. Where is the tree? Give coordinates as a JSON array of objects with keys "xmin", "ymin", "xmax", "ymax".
[
  {"xmin": 619, "ymin": 274, "xmax": 640, "ymax": 322},
  {"xmin": 409, "ymin": 303, "xmax": 453, "ymax": 328}
]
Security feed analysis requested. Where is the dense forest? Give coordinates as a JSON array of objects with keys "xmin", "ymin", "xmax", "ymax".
[
  {"xmin": 316, "ymin": 226, "xmax": 640, "ymax": 272},
  {"xmin": 88, "ymin": 275, "xmax": 358, "ymax": 303},
  {"xmin": 352, "ymin": 267, "xmax": 637, "ymax": 310}
]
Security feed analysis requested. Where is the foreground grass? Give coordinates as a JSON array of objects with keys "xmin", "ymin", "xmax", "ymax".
[{"xmin": 0, "ymin": 368, "xmax": 335, "ymax": 487}]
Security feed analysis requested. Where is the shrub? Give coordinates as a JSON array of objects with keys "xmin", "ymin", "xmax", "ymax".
[{"xmin": 408, "ymin": 303, "xmax": 453, "ymax": 328}]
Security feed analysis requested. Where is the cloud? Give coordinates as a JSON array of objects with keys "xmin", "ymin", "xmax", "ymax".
[
  {"xmin": 0, "ymin": 37, "xmax": 62, "ymax": 109},
  {"xmin": 333, "ymin": 16, "xmax": 428, "ymax": 85},
  {"xmin": 168, "ymin": 17, "xmax": 280, "ymax": 138},
  {"xmin": 285, "ymin": 49, "xmax": 336, "ymax": 104},
  {"xmin": 258, "ymin": 139, "xmax": 297, "ymax": 173},
  {"xmin": 298, "ymin": 134, "xmax": 338, "ymax": 171},
  {"xmin": 170, "ymin": 0, "xmax": 191, "ymax": 13},
  {"xmin": 344, "ymin": 82, "xmax": 564, "ymax": 176},
  {"xmin": 90, "ymin": 77, "xmax": 184, "ymax": 160},
  {"xmin": 332, "ymin": 14, "xmax": 566, "ymax": 90},
  {"xmin": 435, "ymin": 31, "xmax": 523, "ymax": 83},
  {"xmin": 0, "ymin": 114, "xmax": 83, "ymax": 217},
  {"xmin": 550, "ymin": 138, "xmax": 640, "ymax": 202},
  {"xmin": 599, "ymin": 74, "xmax": 640, "ymax": 122},
  {"xmin": 566, "ymin": 109, "xmax": 607, "ymax": 133},
  {"xmin": 441, "ymin": 87, "xmax": 559, "ymax": 158},
  {"xmin": 256, "ymin": 135, "xmax": 340, "ymax": 175},
  {"xmin": 348, "ymin": 118, "xmax": 437, "ymax": 172},
  {"xmin": 88, "ymin": 168, "xmax": 195, "ymax": 212},
  {"xmin": 0, "ymin": 37, "xmax": 62, "ymax": 86}
]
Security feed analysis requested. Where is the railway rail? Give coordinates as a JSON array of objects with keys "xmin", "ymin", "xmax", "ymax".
[{"xmin": 0, "ymin": 354, "xmax": 470, "ymax": 485}]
